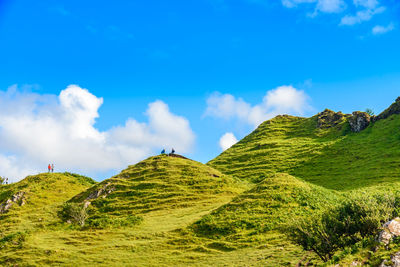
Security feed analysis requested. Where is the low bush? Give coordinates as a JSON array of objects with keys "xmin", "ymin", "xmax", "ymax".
[
  {"xmin": 60, "ymin": 202, "xmax": 90, "ymax": 227},
  {"xmin": 286, "ymin": 192, "xmax": 398, "ymax": 262}
]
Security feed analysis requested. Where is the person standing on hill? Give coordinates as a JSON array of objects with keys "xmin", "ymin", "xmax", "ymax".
[
  {"xmin": 171, "ymin": 148, "xmax": 175, "ymax": 154},
  {"xmin": 48, "ymin": 164, "xmax": 51, "ymax": 173},
  {"xmin": 51, "ymin": 164, "xmax": 54, "ymax": 173},
  {"xmin": 161, "ymin": 149, "xmax": 165, "ymax": 154}
]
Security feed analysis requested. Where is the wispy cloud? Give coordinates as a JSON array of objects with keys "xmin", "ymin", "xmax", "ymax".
[
  {"xmin": 278, "ymin": 0, "xmax": 393, "ymax": 30},
  {"xmin": 340, "ymin": 0, "xmax": 385, "ymax": 26},
  {"xmin": 372, "ymin": 23, "xmax": 394, "ymax": 35}
]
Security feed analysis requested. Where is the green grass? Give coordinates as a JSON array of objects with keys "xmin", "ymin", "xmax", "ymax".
[
  {"xmin": 70, "ymin": 155, "xmax": 248, "ymax": 223},
  {"xmin": 208, "ymin": 113, "xmax": 400, "ymax": 190},
  {"xmin": 1, "ymin": 156, "xmax": 257, "ymax": 266}
]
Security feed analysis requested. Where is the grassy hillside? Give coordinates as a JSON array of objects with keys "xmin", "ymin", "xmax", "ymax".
[
  {"xmin": 4, "ymin": 99, "xmax": 400, "ymax": 266},
  {"xmin": 187, "ymin": 173, "xmax": 340, "ymax": 265},
  {"xmin": 68, "ymin": 155, "xmax": 248, "ymax": 226},
  {"xmin": 0, "ymin": 172, "xmax": 96, "ymax": 264},
  {"xmin": 0, "ymin": 172, "xmax": 96, "ymax": 232},
  {"xmin": 208, "ymin": 112, "xmax": 400, "ymax": 190},
  {"xmin": 0, "ymin": 155, "xmax": 256, "ymax": 266}
]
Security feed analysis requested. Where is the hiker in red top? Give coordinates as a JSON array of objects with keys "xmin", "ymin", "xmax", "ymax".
[{"xmin": 48, "ymin": 164, "xmax": 51, "ymax": 173}]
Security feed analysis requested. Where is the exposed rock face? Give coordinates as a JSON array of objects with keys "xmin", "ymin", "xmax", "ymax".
[
  {"xmin": 85, "ymin": 182, "xmax": 115, "ymax": 201},
  {"xmin": 349, "ymin": 111, "xmax": 371, "ymax": 132},
  {"xmin": 380, "ymin": 252, "xmax": 400, "ymax": 267},
  {"xmin": 375, "ymin": 97, "xmax": 400, "ymax": 122},
  {"xmin": 378, "ymin": 218, "xmax": 400, "ymax": 245},
  {"xmin": 0, "ymin": 192, "xmax": 26, "ymax": 213},
  {"xmin": 317, "ymin": 109, "xmax": 349, "ymax": 129}
]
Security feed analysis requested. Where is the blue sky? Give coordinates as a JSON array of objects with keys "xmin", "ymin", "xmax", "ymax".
[{"xmin": 0, "ymin": 0, "xmax": 399, "ymax": 181}]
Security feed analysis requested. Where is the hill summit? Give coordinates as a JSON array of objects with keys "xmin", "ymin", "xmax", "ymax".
[
  {"xmin": 208, "ymin": 97, "xmax": 400, "ymax": 190},
  {"xmin": 69, "ymin": 155, "xmax": 248, "ymax": 226}
]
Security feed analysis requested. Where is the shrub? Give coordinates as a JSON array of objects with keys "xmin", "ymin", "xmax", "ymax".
[
  {"xmin": 286, "ymin": 192, "xmax": 397, "ymax": 262},
  {"xmin": 365, "ymin": 108, "xmax": 375, "ymax": 116},
  {"xmin": 60, "ymin": 203, "xmax": 90, "ymax": 227}
]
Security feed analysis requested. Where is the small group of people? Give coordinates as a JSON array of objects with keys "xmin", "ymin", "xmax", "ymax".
[
  {"xmin": 161, "ymin": 148, "xmax": 175, "ymax": 155},
  {"xmin": 47, "ymin": 164, "xmax": 55, "ymax": 173}
]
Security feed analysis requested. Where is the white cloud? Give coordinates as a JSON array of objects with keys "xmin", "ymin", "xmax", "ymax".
[
  {"xmin": 219, "ymin": 132, "xmax": 238, "ymax": 151},
  {"xmin": 0, "ymin": 85, "xmax": 195, "ymax": 182},
  {"xmin": 340, "ymin": 4, "xmax": 385, "ymax": 25},
  {"xmin": 316, "ymin": 0, "xmax": 347, "ymax": 13},
  {"xmin": 281, "ymin": 0, "xmax": 389, "ymax": 27},
  {"xmin": 205, "ymin": 85, "xmax": 311, "ymax": 127},
  {"xmin": 372, "ymin": 23, "xmax": 394, "ymax": 35},
  {"xmin": 281, "ymin": 0, "xmax": 346, "ymax": 14}
]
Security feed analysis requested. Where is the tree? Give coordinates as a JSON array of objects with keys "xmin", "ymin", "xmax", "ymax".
[
  {"xmin": 60, "ymin": 202, "xmax": 90, "ymax": 227},
  {"xmin": 365, "ymin": 108, "xmax": 375, "ymax": 116}
]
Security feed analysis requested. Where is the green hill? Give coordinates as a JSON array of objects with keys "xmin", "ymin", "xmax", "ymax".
[
  {"xmin": 4, "ymin": 98, "xmax": 400, "ymax": 266},
  {"xmin": 187, "ymin": 173, "xmax": 340, "ymax": 265},
  {"xmin": 68, "ymin": 154, "xmax": 248, "ymax": 226},
  {"xmin": 0, "ymin": 172, "xmax": 96, "ymax": 231},
  {"xmin": 208, "ymin": 107, "xmax": 400, "ymax": 190},
  {"xmin": 0, "ymin": 173, "xmax": 96, "ymax": 261}
]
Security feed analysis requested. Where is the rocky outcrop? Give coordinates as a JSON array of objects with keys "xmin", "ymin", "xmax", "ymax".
[
  {"xmin": 380, "ymin": 252, "xmax": 400, "ymax": 267},
  {"xmin": 86, "ymin": 182, "xmax": 115, "ymax": 201},
  {"xmin": 349, "ymin": 111, "xmax": 371, "ymax": 132},
  {"xmin": 375, "ymin": 97, "xmax": 400, "ymax": 122},
  {"xmin": 0, "ymin": 191, "xmax": 26, "ymax": 213},
  {"xmin": 82, "ymin": 183, "xmax": 115, "ymax": 208},
  {"xmin": 378, "ymin": 218, "xmax": 400, "ymax": 245},
  {"xmin": 317, "ymin": 109, "xmax": 349, "ymax": 129}
]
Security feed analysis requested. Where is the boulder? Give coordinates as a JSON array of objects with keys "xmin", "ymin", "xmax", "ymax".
[
  {"xmin": 349, "ymin": 111, "xmax": 371, "ymax": 132},
  {"xmin": 378, "ymin": 218, "xmax": 400, "ymax": 245}
]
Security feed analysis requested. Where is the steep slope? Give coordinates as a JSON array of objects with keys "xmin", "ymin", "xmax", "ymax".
[
  {"xmin": 69, "ymin": 154, "xmax": 249, "ymax": 226},
  {"xmin": 209, "ymin": 107, "xmax": 400, "ymax": 190}
]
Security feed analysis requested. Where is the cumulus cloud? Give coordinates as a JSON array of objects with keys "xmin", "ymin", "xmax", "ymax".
[
  {"xmin": 205, "ymin": 85, "xmax": 311, "ymax": 127},
  {"xmin": 372, "ymin": 23, "xmax": 394, "ymax": 35},
  {"xmin": 219, "ymin": 132, "xmax": 238, "ymax": 151},
  {"xmin": 0, "ymin": 85, "xmax": 195, "ymax": 182}
]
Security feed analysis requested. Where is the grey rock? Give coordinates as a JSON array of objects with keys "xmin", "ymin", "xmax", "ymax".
[
  {"xmin": 0, "ymin": 191, "xmax": 26, "ymax": 213},
  {"xmin": 86, "ymin": 182, "xmax": 115, "ymax": 201},
  {"xmin": 349, "ymin": 111, "xmax": 371, "ymax": 132},
  {"xmin": 378, "ymin": 218, "xmax": 400, "ymax": 245}
]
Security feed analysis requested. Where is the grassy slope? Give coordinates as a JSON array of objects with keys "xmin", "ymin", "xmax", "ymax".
[
  {"xmin": 0, "ymin": 173, "xmax": 96, "ymax": 264},
  {"xmin": 5, "ymin": 108, "xmax": 400, "ymax": 265},
  {"xmin": 208, "ymin": 114, "xmax": 400, "ymax": 190},
  {"xmin": 1, "ymin": 156, "xmax": 260, "ymax": 266},
  {"xmin": 187, "ymin": 173, "xmax": 340, "ymax": 265},
  {"xmin": 71, "ymin": 155, "xmax": 248, "ymax": 218}
]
